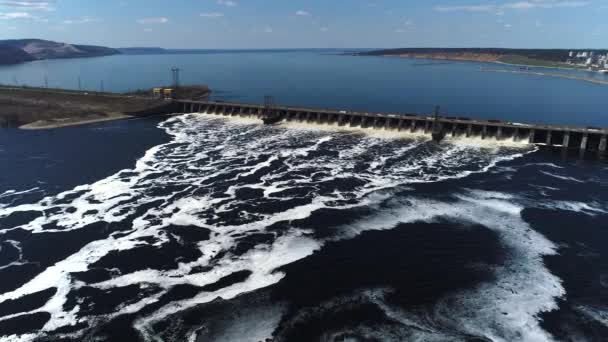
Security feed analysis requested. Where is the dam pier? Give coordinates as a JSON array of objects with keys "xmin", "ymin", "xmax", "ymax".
[{"xmin": 175, "ymin": 99, "xmax": 608, "ymax": 158}]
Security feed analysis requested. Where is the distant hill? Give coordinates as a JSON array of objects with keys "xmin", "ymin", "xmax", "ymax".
[
  {"xmin": 0, "ymin": 39, "xmax": 120, "ymax": 65},
  {"xmin": 0, "ymin": 46, "xmax": 36, "ymax": 65}
]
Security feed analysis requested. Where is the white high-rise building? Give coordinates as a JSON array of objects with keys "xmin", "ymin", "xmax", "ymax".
[{"xmin": 569, "ymin": 51, "xmax": 574, "ymax": 57}]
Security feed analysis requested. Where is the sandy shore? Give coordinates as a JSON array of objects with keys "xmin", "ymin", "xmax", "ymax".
[{"xmin": 19, "ymin": 113, "xmax": 133, "ymax": 130}]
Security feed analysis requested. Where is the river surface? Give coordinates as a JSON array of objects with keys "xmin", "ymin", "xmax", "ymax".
[
  {"xmin": 1, "ymin": 50, "xmax": 608, "ymax": 127},
  {"xmin": 0, "ymin": 51, "xmax": 607, "ymax": 342}
]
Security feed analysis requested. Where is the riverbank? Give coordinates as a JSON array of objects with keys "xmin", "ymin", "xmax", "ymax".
[
  {"xmin": 375, "ymin": 53, "xmax": 585, "ymax": 70},
  {"xmin": 480, "ymin": 68, "xmax": 608, "ymax": 86},
  {"xmin": 357, "ymin": 48, "xmax": 593, "ymax": 71},
  {"xmin": 0, "ymin": 85, "xmax": 209, "ymax": 129}
]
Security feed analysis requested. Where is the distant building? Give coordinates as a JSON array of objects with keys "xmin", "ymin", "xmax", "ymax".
[
  {"xmin": 582, "ymin": 52, "xmax": 589, "ymax": 58},
  {"xmin": 569, "ymin": 51, "xmax": 574, "ymax": 57},
  {"xmin": 586, "ymin": 58, "xmax": 593, "ymax": 66}
]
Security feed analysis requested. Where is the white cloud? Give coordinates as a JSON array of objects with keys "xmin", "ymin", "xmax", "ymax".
[
  {"xmin": 63, "ymin": 16, "xmax": 98, "ymax": 24},
  {"xmin": 217, "ymin": 0, "xmax": 237, "ymax": 7},
  {"xmin": 143, "ymin": 28, "xmax": 153, "ymax": 32},
  {"xmin": 200, "ymin": 12, "xmax": 224, "ymax": 18},
  {"xmin": 264, "ymin": 26, "xmax": 273, "ymax": 33},
  {"xmin": 504, "ymin": 23, "xmax": 512, "ymax": 28},
  {"xmin": 0, "ymin": 1, "xmax": 53, "ymax": 22},
  {"xmin": 320, "ymin": 26, "xmax": 328, "ymax": 32},
  {"xmin": 395, "ymin": 19, "xmax": 415, "ymax": 33},
  {"xmin": 504, "ymin": 1, "xmax": 589, "ymax": 9},
  {"xmin": 435, "ymin": 4, "xmax": 495, "ymax": 12},
  {"xmin": 137, "ymin": 17, "xmax": 168, "ymax": 24},
  {"xmin": 0, "ymin": 0, "xmax": 55, "ymax": 11},
  {"xmin": 296, "ymin": 10, "xmax": 310, "ymax": 16},
  {"xmin": 0, "ymin": 11, "xmax": 33, "ymax": 19},
  {"xmin": 435, "ymin": 1, "xmax": 589, "ymax": 13}
]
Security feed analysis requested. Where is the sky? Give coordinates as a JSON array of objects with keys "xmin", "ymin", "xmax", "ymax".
[{"xmin": 0, "ymin": 0, "xmax": 605, "ymax": 49}]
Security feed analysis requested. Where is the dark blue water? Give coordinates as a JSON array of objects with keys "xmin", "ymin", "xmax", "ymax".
[
  {"xmin": 0, "ymin": 51, "xmax": 607, "ymax": 127},
  {"xmin": 0, "ymin": 52, "xmax": 607, "ymax": 342}
]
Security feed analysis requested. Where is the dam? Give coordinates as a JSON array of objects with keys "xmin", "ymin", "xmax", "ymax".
[{"xmin": 175, "ymin": 99, "xmax": 608, "ymax": 157}]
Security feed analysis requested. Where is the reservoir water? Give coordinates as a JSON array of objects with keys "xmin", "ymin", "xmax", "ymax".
[
  {"xmin": 0, "ymin": 50, "xmax": 607, "ymax": 127},
  {"xmin": 0, "ymin": 51, "xmax": 607, "ymax": 342}
]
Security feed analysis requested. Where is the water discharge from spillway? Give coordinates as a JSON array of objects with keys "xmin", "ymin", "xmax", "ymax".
[{"xmin": 1, "ymin": 113, "xmax": 606, "ymax": 342}]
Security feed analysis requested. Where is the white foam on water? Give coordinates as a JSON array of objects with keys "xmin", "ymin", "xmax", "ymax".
[
  {"xmin": 187, "ymin": 302, "xmax": 287, "ymax": 342},
  {"xmin": 274, "ymin": 287, "xmax": 465, "ymax": 341},
  {"xmin": 445, "ymin": 135, "xmax": 530, "ymax": 149},
  {"xmin": 0, "ymin": 188, "xmax": 42, "ymax": 209},
  {"xmin": 523, "ymin": 163, "xmax": 565, "ymax": 169},
  {"xmin": 0, "ymin": 334, "xmax": 37, "ymax": 342},
  {"xmin": 575, "ymin": 304, "xmax": 608, "ymax": 328},
  {"xmin": 0, "ymin": 113, "xmax": 539, "ymax": 341},
  {"xmin": 133, "ymin": 233, "xmax": 321, "ymax": 342},
  {"xmin": 196, "ymin": 112, "xmax": 262, "ymax": 126},
  {"xmin": 540, "ymin": 170, "xmax": 586, "ymax": 184},
  {"xmin": 531, "ymin": 185, "xmax": 561, "ymax": 192},
  {"xmin": 0, "ymin": 240, "xmax": 24, "ymax": 271},
  {"xmin": 333, "ymin": 189, "xmax": 564, "ymax": 342},
  {"xmin": 279, "ymin": 120, "xmax": 434, "ymax": 140},
  {"xmin": 539, "ymin": 200, "xmax": 608, "ymax": 215}
]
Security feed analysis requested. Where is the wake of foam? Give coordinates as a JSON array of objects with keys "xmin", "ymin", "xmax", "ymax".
[
  {"xmin": 0, "ymin": 113, "xmax": 555, "ymax": 341},
  {"xmin": 328, "ymin": 189, "xmax": 564, "ymax": 342}
]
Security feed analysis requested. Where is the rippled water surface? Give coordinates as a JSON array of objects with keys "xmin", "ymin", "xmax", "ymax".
[
  {"xmin": 0, "ymin": 113, "xmax": 607, "ymax": 341},
  {"xmin": 1, "ymin": 50, "xmax": 608, "ymax": 126}
]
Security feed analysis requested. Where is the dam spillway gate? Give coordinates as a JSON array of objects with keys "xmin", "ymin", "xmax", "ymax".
[{"xmin": 175, "ymin": 100, "xmax": 608, "ymax": 157}]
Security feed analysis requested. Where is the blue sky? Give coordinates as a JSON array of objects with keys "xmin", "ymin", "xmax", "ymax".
[{"xmin": 0, "ymin": 0, "xmax": 604, "ymax": 48}]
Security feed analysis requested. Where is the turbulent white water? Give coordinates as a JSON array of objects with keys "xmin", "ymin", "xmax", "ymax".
[{"xmin": 0, "ymin": 113, "xmax": 603, "ymax": 342}]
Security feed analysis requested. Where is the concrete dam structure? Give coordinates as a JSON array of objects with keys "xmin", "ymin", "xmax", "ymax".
[{"xmin": 175, "ymin": 100, "xmax": 608, "ymax": 157}]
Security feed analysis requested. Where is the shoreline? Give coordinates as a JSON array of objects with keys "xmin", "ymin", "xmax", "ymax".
[
  {"xmin": 376, "ymin": 54, "xmax": 587, "ymax": 71},
  {"xmin": 372, "ymin": 54, "xmax": 608, "ymax": 85},
  {"xmin": 479, "ymin": 68, "xmax": 608, "ymax": 86},
  {"xmin": 0, "ymin": 85, "xmax": 209, "ymax": 130},
  {"xmin": 19, "ymin": 113, "xmax": 133, "ymax": 130}
]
